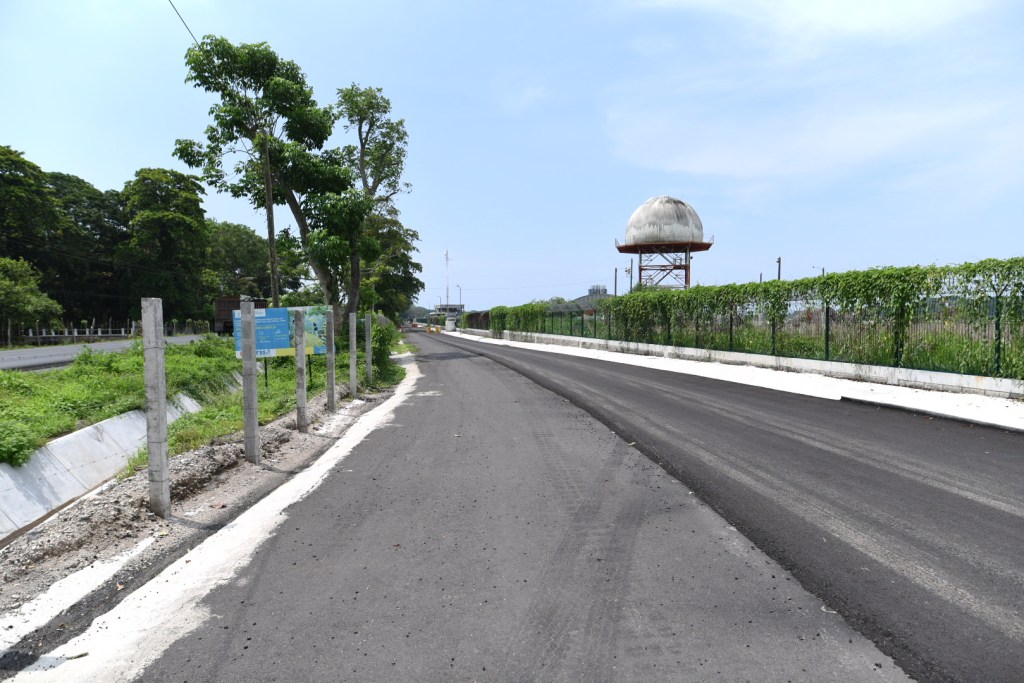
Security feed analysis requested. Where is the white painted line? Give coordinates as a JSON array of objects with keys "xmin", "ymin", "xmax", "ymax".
[
  {"xmin": 447, "ymin": 332, "xmax": 1024, "ymax": 431},
  {"xmin": 0, "ymin": 538, "xmax": 155, "ymax": 651},
  {"xmin": 12, "ymin": 361, "xmax": 422, "ymax": 682}
]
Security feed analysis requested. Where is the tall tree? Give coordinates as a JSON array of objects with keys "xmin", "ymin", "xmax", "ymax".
[
  {"xmin": 45, "ymin": 172, "xmax": 128, "ymax": 321},
  {"xmin": 358, "ymin": 215, "xmax": 424, "ymax": 321},
  {"xmin": 333, "ymin": 84, "xmax": 411, "ymax": 317},
  {"xmin": 175, "ymin": 36, "xmax": 334, "ymax": 307},
  {"xmin": 305, "ymin": 188, "xmax": 377, "ymax": 312},
  {"xmin": 118, "ymin": 169, "xmax": 209, "ymax": 320},
  {"xmin": 205, "ymin": 219, "xmax": 271, "ymax": 298},
  {"xmin": 0, "ymin": 146, "xmax": 62, "ymax": 275},
  {"xmin": 276, "ymin": 227, "xmax": 310, "ymax": 293},
  {"xmin": 0, "ymin": 257, "xmax": 62, "ymax": 336}
]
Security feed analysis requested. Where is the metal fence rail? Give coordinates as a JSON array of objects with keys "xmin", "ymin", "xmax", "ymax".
[{"xmin": 473, "ymin": 296, "xmax": 1024, "ymax": 380}]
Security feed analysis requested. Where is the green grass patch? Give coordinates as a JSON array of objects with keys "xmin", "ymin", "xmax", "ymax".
[
  {"xmin": 2, "ymin": 335, "xmax": 407, "ymax": 468},
  {"xmin": 120, "ymin": 342, "xmax": 406, "ymax": 477},
  {"xmin": 0, "ymin": 337, "xmax": 237, "ymax": 467}
]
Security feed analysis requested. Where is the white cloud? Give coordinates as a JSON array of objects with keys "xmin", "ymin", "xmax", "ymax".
[
  {"xmin": 627, "ymin": 0, "xmax": 997, "ymax": 45},
  {"xmin": 608, "ymin": 97, "xmax": 994, "ymax": 181},
  {"xmin": 605, "ymin": 0, "xmax": 1020, "ymax": 205}
]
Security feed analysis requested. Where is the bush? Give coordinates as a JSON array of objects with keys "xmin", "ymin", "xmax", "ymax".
[
  {"xmin": 372, "ymin": 320, "xmax": 399, "ymax": 368},
  {"xmin": 0, "ymin": 420, "xmax": 38, "ymax": 466}
]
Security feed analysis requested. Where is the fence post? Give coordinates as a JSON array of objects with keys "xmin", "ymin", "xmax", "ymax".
[
  {"xmin": 294, "ymin": 309, "xmax": 308, "ymax": 433},
  {"xmin": 365, "ymin": 313, "xmax": 373, "ymax": 385},
  {"xmin": 729, "ymin": 310, "xmax": 735, "ymax": 352},
  {"xmin": 141, "ymin": 298, "xmax": 170, "ymax": 518},
  {"xmin": 824, "ymin": 303, "xmax": 831, "ymax": 361},
  {"xmin": 241, "ymin": 302, "xmax": 260, "ymax": 464},
  {"xmin": 349, "ymin": 312, "xmax": 358, "ymax": 398},
  {"xmin": 326, "ymin": 304, "xmax": 336, "ymax": 412},
  {"xmin": 994, "ymin": 295, "xmax": 1003, "ymax": 376}
]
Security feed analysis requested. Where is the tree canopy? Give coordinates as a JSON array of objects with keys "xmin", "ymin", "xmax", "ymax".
[
  {"xmin": 0, "ymin": 39, "xmax": 424, "ymax": 334},
  {"xmin": 175, "ymin": 35, "xmax": 334, "ymax": 306},
  {"xmin": 0, "ymin": 257, "xmax": 62, "ymax": 327}
]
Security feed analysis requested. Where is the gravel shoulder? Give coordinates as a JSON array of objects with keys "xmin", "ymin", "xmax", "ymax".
[{"xmin": 0, "ymin": 385, "xmax": 394, "ymax": 675}]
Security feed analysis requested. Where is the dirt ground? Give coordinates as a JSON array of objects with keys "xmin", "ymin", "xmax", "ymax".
[{"xmin": 0, "ymin": 386, "xmax": 393, "ymax": 669}]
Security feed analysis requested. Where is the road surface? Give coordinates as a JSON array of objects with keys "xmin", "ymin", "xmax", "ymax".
[
  {"xmin": 418, "ymin": 331, "xmax": 1024, "ymax": 682},
  {"xmin": 20, "ymin": 333, "xmax": 910, "ymax": 682},
  {"xmin": 0, "ymin": 336, "xmax": 204, "ymax": 371}
]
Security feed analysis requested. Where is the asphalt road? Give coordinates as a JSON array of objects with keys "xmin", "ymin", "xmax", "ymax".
[
  {"xmin": 414, "ymin": 332, "xmax": 1024, "ymax": 682},
  {"xmin": 131, "ymin": 332, "xmax": 909, "ymax": 682},
  {"xmin": 0, "ymin": 336, "xmax": 204, "ymax": 370}
]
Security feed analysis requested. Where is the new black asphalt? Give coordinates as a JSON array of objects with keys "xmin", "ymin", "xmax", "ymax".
[{"xmin": 138, "ymin": 332, "xmax": 912, "ymax": 682}]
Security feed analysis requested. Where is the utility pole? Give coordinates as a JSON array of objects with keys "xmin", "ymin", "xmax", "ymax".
[
  {"xmin": 445, "ymin": 250, "xmax": 451, "ymax": 317},
  {"xmin": 777, "ymin": 257, "xmax": 782, "ymax": 281}
]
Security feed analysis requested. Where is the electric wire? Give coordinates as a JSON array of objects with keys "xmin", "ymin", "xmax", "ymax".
[{"xmin": 167, "ymin": 0, "xmax": 200, "ymax": 46}]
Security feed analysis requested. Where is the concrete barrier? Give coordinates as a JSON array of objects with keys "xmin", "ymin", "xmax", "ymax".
[{"xmin": 0, "ymin": 395, "xmax": 201, "ymax": 542}]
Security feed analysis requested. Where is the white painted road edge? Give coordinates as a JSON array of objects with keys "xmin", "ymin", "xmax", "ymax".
[
  {"xmin": 0, "ymin": 539, "xmax": 155, "ymax": 651},
  {"xmin": 444, "ymin": 331, "xmax": 1024, "ymax": 432},
  {"xmin": 11, "ymin": 360, "xmax": 422, "ymax": 682}
]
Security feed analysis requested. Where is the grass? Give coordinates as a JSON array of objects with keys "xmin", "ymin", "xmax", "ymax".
[{"xmin": 1, "ymin": 334, "xmax": 407, "ymax": 469}]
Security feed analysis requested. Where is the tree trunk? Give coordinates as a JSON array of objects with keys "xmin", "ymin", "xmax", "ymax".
[
  {"xmin": 281, "ymin": 187, "xmax": 339, "ymax": 312},
  {"xmin": 261, "ymin": 138, "xmax": 280, "ymax": 307}
]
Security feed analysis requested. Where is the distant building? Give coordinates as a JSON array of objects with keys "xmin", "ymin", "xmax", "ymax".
[
  {"xmin": 573, "ymin": 285, "xmax": 611, "ymax": 311},
  {"xmin": 433, "ymin": 304, "xmax": 465, "ymax": 320}
]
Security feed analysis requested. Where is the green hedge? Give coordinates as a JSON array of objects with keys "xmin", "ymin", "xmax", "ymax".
[{"xmin": 490, "ymin": 258, "xmax": 1024, "ymax": 379}]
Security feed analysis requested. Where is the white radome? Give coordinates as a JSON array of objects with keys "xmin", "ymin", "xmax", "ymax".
[{"xmin": 625, "ymin": 196, "xmax": 704, "ymax": 245}]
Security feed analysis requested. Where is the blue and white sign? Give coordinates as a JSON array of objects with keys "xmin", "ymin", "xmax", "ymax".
[{"xmin": 232, "ymin": 306, "xmax": 331, "ymax": 358}]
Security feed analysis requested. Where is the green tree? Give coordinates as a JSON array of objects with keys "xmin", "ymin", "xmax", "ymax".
[
  {"xmin": 305, "ymin": 188, "xmax": 377, "ymax": 311},
  {"xmin": 118, "ymin": 169, "xmax": 209, "ymax": 320},
  {"xmin": 175, "ymin": 36, "xmax": 334, "ymax": 307},
  {"xmin": 0, "ymin": 257, "xmax": 62, "ymax": 338},
  {"xmin": 0, "ymin": 146, "xmax": 62, "ymax": 278},
  {"xmin": 205, "ymin": 219, "xmax": 271, "ymax": 298},
  {"xmin": 276, "ymin": 227, "xmax": 310, "ymax": 293},
  {"xmin": 333, "ymin": 84, "xmax": 411, "ymax": 317},
  {"xmin": 359, "ymin": 215, "xmax": 424, "ymax": 321},
  {"xmin": 44, "ymin": 172, "xmax": 129, "ymax": 321}
]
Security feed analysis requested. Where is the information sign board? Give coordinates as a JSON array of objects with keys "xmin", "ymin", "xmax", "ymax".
[{"xmin": 232, "ymin": 305, "xmax": 330, "ymax": 358}]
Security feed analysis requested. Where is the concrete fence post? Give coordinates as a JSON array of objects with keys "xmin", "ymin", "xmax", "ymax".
[
  {"xmin": 326, "ymin": 304, "xmax": 337, "ymax": 412},
  {"xmin": 241, "ymin": 302, "xmax": 260, "ymax": 464},
  {"xmin": 142, "ymin": 298, "xmax": 170, "ymax": 518},
  {"xmin": 349, "ymin": 312, "xmax": 358, "ymax": 399},
  {"xmin": 294, "ymin": 309, "xmax": 308, "ymax": 432},
  {"xmin": 365, "ymin": 313, "xmax": 373, "ymax": 385}
]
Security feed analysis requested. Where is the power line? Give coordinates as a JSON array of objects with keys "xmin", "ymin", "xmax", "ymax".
[{"xmin": 167, "ymin": 0, "xmax": 200, "ymax": 46}]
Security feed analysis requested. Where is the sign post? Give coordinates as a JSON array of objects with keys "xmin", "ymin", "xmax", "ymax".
[
  {"xmin": 326, "ymin": 305, "xmax": 336, "ymax": 412},
  {"xmin": 294, "ymin": 309, "xmax": 308, "ymax": 432},
  {"xmin": 232, "ymin": 305, "xmax": 332, "ymax": 433},
  {"xmin": 349, "ymin": 312, "xmax": 357, "ymax": 399}
]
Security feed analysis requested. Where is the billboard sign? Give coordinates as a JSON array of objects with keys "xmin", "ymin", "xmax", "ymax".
[{"xmin": 232, "ymin": 305, "xmax": 331, "ymax": 358}]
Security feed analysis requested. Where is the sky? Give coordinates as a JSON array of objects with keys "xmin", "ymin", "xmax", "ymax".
[{"xmin": 2, "ymin": 0, "xmax": 1022, "ymax": 312}]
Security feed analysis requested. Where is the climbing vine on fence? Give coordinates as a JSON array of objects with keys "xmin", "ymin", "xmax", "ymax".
[{"xmin": 490, "ymin": 257, "xmax": 1024, "ymax": 380}]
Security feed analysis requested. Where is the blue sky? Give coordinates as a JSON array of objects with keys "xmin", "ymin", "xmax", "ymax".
[{"xmin": 2, "ymin": 0, "xmax": 1022, "ymax": 311}]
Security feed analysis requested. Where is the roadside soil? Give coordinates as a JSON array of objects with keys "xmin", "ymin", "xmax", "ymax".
[{"xmin": 0, "ymin": 385, "xmax": 394, "ymax": 673}]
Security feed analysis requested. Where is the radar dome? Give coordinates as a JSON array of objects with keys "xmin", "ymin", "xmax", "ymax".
[{"xmin": 625, "ymin": 196, "xmax": 704, "ymax": 245}]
